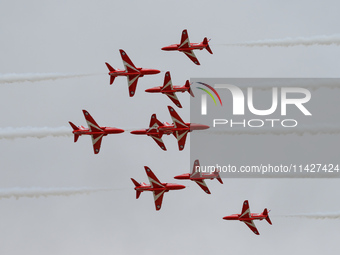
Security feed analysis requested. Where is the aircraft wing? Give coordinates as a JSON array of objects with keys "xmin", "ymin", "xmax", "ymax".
[
  {"xmin": 120, "ymin": 49, "xmax": 139, "ymax": 73},
  {"xmin": 190, "ymin": 159, "xmax": 201, "ymax": 178},
  {"xmin": 150, "ymin": 134, "xmax": 167, "ymax": 151},
  {"xmin": 168, "ymin": 106, "xmax": 189, "ymax": 149},
  {"xmin": 152, "ymin": 190, "xmax": 165, "ymax": 210},
  {"xmin": 164, "ymin": 92, "xmax": 182, "ymax": 108},
  {"xmin": 168, "ymin": 106, "xmax": 188, "ymax": 129},
  {"xmin": 82, "ymin": 110, "xmax": 103, "ymax": 132},
  {"xmin": 144, "ymin": 166, "xmax": 165, "ymax": 210},
  {"xmin": 179, "ymin": 29, "xmax": 190, "ymax": 49},
  {"xmin": 161, "ymin": 72, "xmax": 182, "ymax": 107},
  {"xmin": 239, "ymin": 200, "xmax": 251, "ymax": 219},
  {"xmin": 161, "ymin": 71, "xmax": 173, "ymax": 91},
  {"xmin": 243, "ymin": 220, "xmax": 260, "ymax": 235},
  {"xmin": 149, "ymin": 114, "xmax": 164, "ymax": 130},
  {"xmin": 126, "ymin": 74, "xmax": 140, "ymax": 97},
  {"xmin": 144, "ymin": 166, "xmax": 164, "ymax": 189},
  {"xmin": 190, "ymin": 160, "xmax": 210, "ymax": 193},
  {"xmin": 91, "ymin": 134, "xmax": 104, "ymax": 154},
  {"xmin": 147, "ymin": 114, "xmax": 166, "ymax": 150},
  {"xmin": 193, "ymin": 179, "xmax": 211, "ymax": 194},
  {"xmin": 174, "ymin": 130, "xmax": 189, "ymax": 151},
  {"xmin": 183, "ymin": 50, "xmax": 200, "ymax": 65}
]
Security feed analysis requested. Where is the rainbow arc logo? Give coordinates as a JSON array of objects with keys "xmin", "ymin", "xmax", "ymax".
[{"xmin": 196, "ymin": 82, "xmax": 223, "ymax": 106}]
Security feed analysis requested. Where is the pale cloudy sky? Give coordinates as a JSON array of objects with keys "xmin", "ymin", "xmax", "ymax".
[{"xmin": 0, "ymin": 0, "xmax": 340, "ymax": 254}]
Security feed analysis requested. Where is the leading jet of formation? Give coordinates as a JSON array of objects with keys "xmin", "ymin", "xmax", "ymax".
[
  {"xmin": 145, "ymin": 71, "xmax": 194, "ymax": 108},
  {"xmin": 223, "ymin": 200, "xmax": 272, "ymax": 235},
  {"xmin": 161, "ymin": 29, "xmax": 213, "ymax": 65},
  {"xmin": 105, "ymin": 49, "xmax": 160, "ymax": 97},
  {"xmin": 131, "ymin": 166, "xmax": 186, "ymax": 210},
  {"xmin": 69, "ymin": 110, "xmax": 124, "ymax": 154},
  {"xmin": 130, "ymin": 106, "xmax": 209, "ymax": 151},
  {"xmin": 174, "ymin": 159, "xmax": 223, "ymax": 194}
]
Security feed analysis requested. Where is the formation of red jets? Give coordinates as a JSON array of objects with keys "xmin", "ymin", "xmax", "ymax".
[
  {"xmin": 131, "ymin": 106, "xmax": 209, "ymax": 151},
  {"xmin": 69, "ymin": 29, "xmax": 272, "ymax": 235},
  {"xmin": 145, "ymin": 71, "xmax": 194, "ymax": 108}
]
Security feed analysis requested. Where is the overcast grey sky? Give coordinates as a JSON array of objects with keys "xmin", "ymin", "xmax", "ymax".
[{"xmin": 0, "ymin": 0, "xmax": 340, "ymax": 254}]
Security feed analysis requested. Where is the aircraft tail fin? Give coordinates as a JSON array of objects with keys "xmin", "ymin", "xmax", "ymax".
[
  {"xmin": 73, "ymin": 134, "xmax": 80, "ymax": 143},
  {"xmin": 263, "ymin": 208, "xmax": 272, "ymax": 225},
  {"xmin": 69, "ymin": 121, "xmax": 78, "ymax": 130},
  {"xmin": 69, "ymin": 121, "xmax": 80, "ymax": 143},
  {"xmin": 203, "ymin": 37, "xmax": 213, "ymax": 54},
  {"xmin": 131, "ymin": 178, "xmax": 140, "ymax": 187},
  {"xmin": 105, "ymin": 62, "xmax": 115, "ymax": 72},
  {"xmin": 110, "ymin": 76, "xmax": 115, "ymax": 85},
  {"xmin": 184, "ymin": 80, "xmax": 194, "ymax": 97},
  {"xmin": 105, "ymin": 62, "xmax": 116, "ymax": 85},
  {"xmin": 135, "ymin": 190, "xmax": 141, "ymax": 199},
  {"xmin": 131, "ymin": 178, "xmax": 142, "ymax": 199}
]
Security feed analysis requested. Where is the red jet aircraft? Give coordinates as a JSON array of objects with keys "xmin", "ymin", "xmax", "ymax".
[
  {"xmin": 105, "ymin": 49, "xmax": 160, "ymax": 97},
  {"xmin": 69, "ymin": 110, "xmax": 124, "ymax": 154},
  {"xmin": 131, "ymin": 166, "xmax": 186, "ymax": 211},
  {"xmin": 161, "ymin": 29, "xmax": 213, "ymax": 65},
  {"xmin": 130, "ymin": 106, "xmax": 209, "ymax": 151},
  {"xmin": 223, "ymin": 200, "xmax": 272, "ymax": 235},
  {"xmin": 174, "ymin": 159, "xmax": 223, "ymax": 194},
  {"xmin": 145, "ymin": 71, "xmax": 194, "ymax": 108}
]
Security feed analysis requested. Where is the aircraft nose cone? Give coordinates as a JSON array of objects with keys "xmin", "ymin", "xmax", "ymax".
[
  {"xmin": 170, "ymin": 183, "xmax": 186, "ymax": 190},
  {"xmin": 190, "ymin": 123, "xmax": 210, "ymax": 130},
  {"xmin": 115, "ymin": 128, "xmax": 125, "ymax": 134},
  {"xmin": 174, "ymin": 174, "xmax": 189, "ymax": 180},
  {"xmin": 222, "ymin": 215, "xmax": 237, "ymax": 220},
  {"xmin": 178, "ymin": 184, "xmax": 186, "ymax": 190},
  {"xmin": 130, "ymin": 130, "xmax": 146, "ymax": 135}
]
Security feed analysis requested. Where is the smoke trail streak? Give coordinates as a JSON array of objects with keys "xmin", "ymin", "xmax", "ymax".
[
  {"xmin": 0, "ymin": 127, "xmax": 146, "ymax": 140},
  {"xmin": 0, "ymin": 127, "xmax": 72, "ymax": 139},
  {"xmin": 3, "ymin": 125, "xmax": 339, "ymax": 140},
  {"xmin": 0, "ymin": 73, "xmax": 98, "ymax": 84},
  {"xmin": 123, "ymin": 127, "xmax": 145, "ymax": 132},
  {"xmin": 279, "ymin": 212, "xmax": 340, "ymax": 219},
  {"xmin": 0, "ymin": 187, "xmax": 114, "ymax": 200},
  {"xmin": 226, "ymin": 34, "xmax": 340, "ymax": 47},
  {"xmin": 207, "ymin": 125, "xmax": 340, "ymax": 136}
]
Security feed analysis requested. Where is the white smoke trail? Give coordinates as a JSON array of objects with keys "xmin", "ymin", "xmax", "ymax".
[
  {"xmin": 0, "ymin": 126, "xmax": 72, "ymax": 139},
  {"xmin": 124, "ymin": 127, "xmax": 146, "ymax": 132},
  {"xmin": 280, "ymin": 212, "xmax": 340, "ymax": 219},
  {"xmin": 207, "ymin": 125, "xmax": 340, "ymax": 136},
  {"xmin": 0, "ymin": 127, "xmax": 138, "ymax": 140},
  {"xmin": 226, "ymin": 34, "xmax": 340, "ymax": 47},
  {"xmin": 0, "ymin": 73, "xmax": 98, "ymax": 84},
  {"xmin": 2, "ymin": 125, "xmax": 339, "ymax": 139},
  {"xmin": 0, "ymin": 187, "xmax": 114, "ymax": 200}
]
